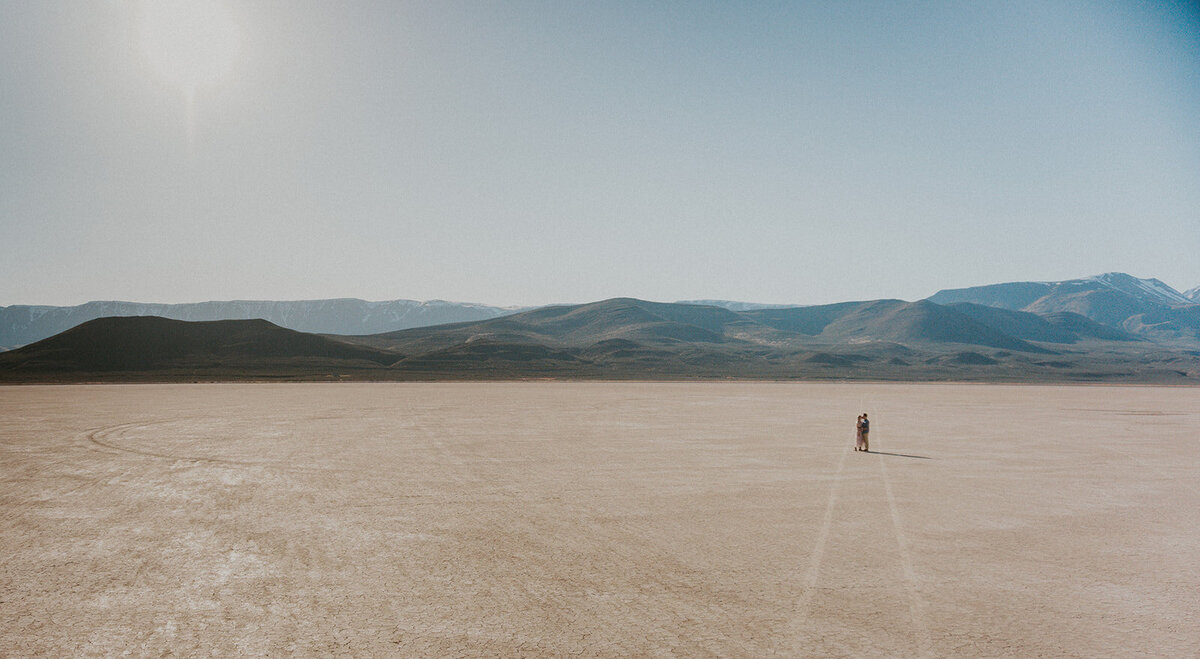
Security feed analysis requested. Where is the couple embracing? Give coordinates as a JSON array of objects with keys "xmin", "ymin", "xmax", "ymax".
[{"xmin": 854, "ymin": 413, "xmax": 870, "ymax": 452}]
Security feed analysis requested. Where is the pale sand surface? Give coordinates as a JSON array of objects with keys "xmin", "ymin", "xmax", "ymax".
[{"xmin": 2, "ymin": 382, "xmax": 1198, "ymax": 656}]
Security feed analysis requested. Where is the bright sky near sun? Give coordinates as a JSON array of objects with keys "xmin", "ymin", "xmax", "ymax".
[{"xmin": 1, "ymin": 1, "xmax": 1198, "ymax": 307}]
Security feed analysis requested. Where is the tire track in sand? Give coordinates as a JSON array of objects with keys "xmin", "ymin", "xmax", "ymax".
[
  {"xmin": 84, "ymin": 421, "xmax": 256, "ymax": 466},
  {"xmin": 878, "ymin": 453, "xmax": 933, "ymax": 657},
  {"xmin": 83, "ymin": 421, "xmax": 371, "ymax": 478},
  {"xmin": 791, "ymin": 444, "xmax": 852, "ymax": 633}
]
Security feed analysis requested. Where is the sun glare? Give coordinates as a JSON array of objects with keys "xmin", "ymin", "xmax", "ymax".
[{"xmin": 139, "ymin": 0, "xmax": 239, "ymax": 95}]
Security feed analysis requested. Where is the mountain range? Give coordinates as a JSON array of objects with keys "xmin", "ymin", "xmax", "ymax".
[
  {"xmin": 2, "ymin": 273, "xmax": 1197, "ymax": 383},
  {"xmin": 927, "ymin": 272, "xmax": 1199, "ymax": 344},
  {"xmin": 4, "ymin": 272, "xmax": 1194, "ymax": 352},
  {"xmin": 0, "ymin": 298, "xmax": 521, "ymax": 351}
]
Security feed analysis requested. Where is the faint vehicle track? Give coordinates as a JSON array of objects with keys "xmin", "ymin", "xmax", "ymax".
[
  {"xmin": 83, "ymin": 420, "xmax": 257, "ymax": 466},
  {"xmin": 879, "ymin": 452, "xmax": 933, "ymax": 657},
  {"xmin": 792, "ymin": 444, "xmax": 851, "ymax": 631},
  {"xmin": 81, "ymin": 419, "xmax": 419, "ymax": 487},
  {"xmin": 784, "ymin": 438, "xmax": 934, "ymax": 656}
]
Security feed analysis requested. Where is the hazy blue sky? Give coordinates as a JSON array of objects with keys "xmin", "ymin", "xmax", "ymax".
[{"xmin": 2, "ymin": 1, "xmax": 1198, "ymax": 306}]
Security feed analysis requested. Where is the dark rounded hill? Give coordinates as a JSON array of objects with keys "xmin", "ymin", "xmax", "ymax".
[{"xmin": 0, "ymin": 316, "xmax": 399, "ymax": 374}]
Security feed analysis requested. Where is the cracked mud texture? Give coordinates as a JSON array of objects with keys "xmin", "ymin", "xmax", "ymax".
[{"xmin": 2, "ymin": 382, "xmax": 1198, "ymax": 656}]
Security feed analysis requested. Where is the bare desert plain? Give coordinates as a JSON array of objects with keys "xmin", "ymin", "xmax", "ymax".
[{"xmin": 1, "ymin": 382, "xmax": 1198, "ymax": 657}]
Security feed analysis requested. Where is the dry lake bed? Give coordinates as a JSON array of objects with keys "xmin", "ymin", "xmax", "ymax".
[{"xmin": 2, "ymin": 382, "xmax": 1198, "ymax": 656}]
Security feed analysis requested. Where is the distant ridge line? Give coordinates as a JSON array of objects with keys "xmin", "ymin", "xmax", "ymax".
[
  {"xmin": 2, "ymin": 272, "xmax": 1197, "ymax": 358},
  {"xmin": 2, "ymin": 290, "xmax": 1197, "ymax": 383},
  {"xmin": 0, "ymin": 298, "xmax": 529, "ymax": 349}
]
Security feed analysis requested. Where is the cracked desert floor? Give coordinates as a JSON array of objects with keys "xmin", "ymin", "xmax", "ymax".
[{"xmin": 2, "ymin": 382, "xmax": 1198, "ymax": 656}]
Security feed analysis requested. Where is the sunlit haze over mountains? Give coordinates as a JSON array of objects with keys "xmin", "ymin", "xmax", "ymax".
[{"xmin": 2, "ymin": 1, "xmax": 1197, "ymax": 307}]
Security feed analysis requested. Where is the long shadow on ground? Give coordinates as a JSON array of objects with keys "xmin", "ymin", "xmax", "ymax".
[{"xmin": 865, "ymin": 451, "xmax": 932, "ymax": 460}]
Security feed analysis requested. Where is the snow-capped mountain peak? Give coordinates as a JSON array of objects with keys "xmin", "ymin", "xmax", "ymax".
[{"xmin": 1080, "ymin": 272, "xmax": 1192, "ymax": 306}]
